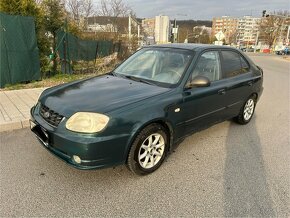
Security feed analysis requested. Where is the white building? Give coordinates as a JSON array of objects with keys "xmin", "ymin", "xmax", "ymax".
[
  {"xmin": 86, "ymin": 16, "xmax": 139, "ymax": 35},
  {"xmin": 155, "ymin": 15, "xmax": 170, "ymax": 44},
  {"xmin": 237, "ymin": 16, "xmax": 261, "ymax": 44},
  {"xmin": 193, "ymin": 25, "xmax": 212, "ymax": 35}
]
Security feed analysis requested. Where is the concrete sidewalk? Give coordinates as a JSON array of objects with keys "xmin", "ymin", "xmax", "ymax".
[{"xmin": 0, "ymin": 88, "xmax": 46, "ymax": 132}]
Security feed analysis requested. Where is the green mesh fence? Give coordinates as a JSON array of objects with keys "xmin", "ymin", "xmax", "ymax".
[
  {"xmin": 56, "ymin": 30, "xmax": 114, "ymax": 62},
  {"xmin": 0, "ymin": 12, "xmax": 40, "ymax": 88}
]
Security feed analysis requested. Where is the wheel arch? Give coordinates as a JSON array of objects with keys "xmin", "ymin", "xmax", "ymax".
[
  {"xmin": 125, "ymin": 118, "xmax": 174, "ymax": 162},
  {"xmin": 249, "ymin": 92, "xmax": 258, "ymax": 102}
]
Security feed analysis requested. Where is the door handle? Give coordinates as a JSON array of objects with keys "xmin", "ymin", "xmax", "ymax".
[
  {"xmin": 247, "ymin": 81, "xmax": 253, "ymax": 86},
  {"xmin": 218, "ymin": 89, "xmax": 226, "ymax": 95}
]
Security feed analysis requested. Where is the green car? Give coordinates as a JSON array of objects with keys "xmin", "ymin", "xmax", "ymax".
[{"xmin": 30, "ymin": 44, "xmax": 263, "ymax": 175}]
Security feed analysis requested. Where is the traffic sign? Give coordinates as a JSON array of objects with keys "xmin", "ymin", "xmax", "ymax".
[{"xmin": 215, "ymin": 31, "xmax": 225, "ymax": 41}]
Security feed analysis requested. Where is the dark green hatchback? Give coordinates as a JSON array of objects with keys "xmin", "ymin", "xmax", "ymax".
[{"xmin": 30, "ymin": 44, "xmax": 263, "ymax": 175}]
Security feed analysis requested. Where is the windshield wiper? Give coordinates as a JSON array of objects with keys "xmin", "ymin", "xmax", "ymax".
[
  {"xmin": 107, "ymin": 71, "xmax": 118, "ymax": 77},
  {"xmin": 123, "ymin": 75, "xmax": 156, "ymax": 86}
]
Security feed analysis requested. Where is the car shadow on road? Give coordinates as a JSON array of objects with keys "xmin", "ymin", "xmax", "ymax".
[{"xmin": 223, "ymin": 117, "xmax": 275, "ymax": 217}]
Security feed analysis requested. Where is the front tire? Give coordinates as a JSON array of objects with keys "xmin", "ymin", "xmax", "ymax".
[
  {"xmin": 127, "ymin": 124, "xmax": 168, "ymax": 175},
  {"xmin": 235, "ymin": 96, "xmax": 256, "ymax": 125}
]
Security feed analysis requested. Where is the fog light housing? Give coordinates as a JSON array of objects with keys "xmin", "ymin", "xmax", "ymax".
[{"xmin": 72, "ymin": 155, "xmax": 81, "ymax": 164}]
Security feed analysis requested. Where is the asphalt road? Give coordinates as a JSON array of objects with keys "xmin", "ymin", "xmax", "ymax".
[{"xmin": 1, "ymin": 54, "xmax": 289, "ymax": 217}]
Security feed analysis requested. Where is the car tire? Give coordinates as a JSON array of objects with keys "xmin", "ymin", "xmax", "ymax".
[
  {"xmin": 234, "ymin": 95, "xmax": 256, "ymax": 125},
  {"xmin": 127, "ymin": 123, "xmax": 168, "ymax": 175}
]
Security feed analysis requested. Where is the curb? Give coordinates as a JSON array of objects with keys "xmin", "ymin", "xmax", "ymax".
[{"xmin": 0, "ymin": 119, "xmax": 30, "ymax": 132}]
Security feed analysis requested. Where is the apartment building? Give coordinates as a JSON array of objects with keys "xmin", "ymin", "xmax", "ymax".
[
  {"xmin": 237, "ymin": 16, "xmax": 261, "ymax": 44},
  {"xmin": 155, "ymin": 15, "xmax": 170, "ymax": 44},
  {"xmin": 142, "ymin": 15, "xmax": 170, "ymax": 44},
  {"xmin": 212, "ymin": 16, "xmax": 261, "ymax": 45},
  {"xmin": 212, "ymin": 16, "xmax": 238, "ymax": 43}
]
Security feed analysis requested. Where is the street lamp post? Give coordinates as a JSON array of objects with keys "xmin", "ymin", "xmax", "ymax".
[
  {"xmin": 171, "ymin": 14, "xmax": 187, "ymax": 43},
  {"xmin": 254, "ymin": 31, "xmax": 259, "ymax": 53}
]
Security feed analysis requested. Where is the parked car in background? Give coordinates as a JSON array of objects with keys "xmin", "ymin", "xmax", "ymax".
[
  {"xmin": 30, "ymin": 44, "xmax": 264, "ymax": 175},
  {"xmin": 275, "ymin": 46, "xmax": 289, "ymax": 55},
  {"xmin": 247, "ymin": 47, "xmax": 254, "ymax": 52},
  {"xmin": 239, "ymin": 47, "xmax": 254, "ymax": 52}
]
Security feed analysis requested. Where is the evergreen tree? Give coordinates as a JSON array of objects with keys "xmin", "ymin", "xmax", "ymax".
[{"xmin": 41, "ymin": 0, "xmax": 66, "ymax": 75}]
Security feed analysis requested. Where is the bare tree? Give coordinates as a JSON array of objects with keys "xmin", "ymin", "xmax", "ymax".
[
  {"xmin": 228, "ymin": 30, "xmax": 238, "ymax": 45},
  {"xmin": 96, "ymin": 0, "xmax": 135, "ymax": 37},
  {"xmin": 189, "ymin": 27, "xmax": 210, "ymax": 44},
  {"xmin": 82, "ymin": 0, "xmax": 94, "ymax": 18},
  {"xmin": 66, "ymin": 0, "xmax": 94, "ymax": 29},
  {"xmin": 100, "ymin": 0, "xmax": 111, "ymax": 16},
  {"xmin": 259, "ymin": 11, "xmax": 290, "ymax": 49},
  {"xmin": 95, "ymin": 0, "xmax": 138, "ymax": 52},
  {"xmin": 66, "ymin": 0, "xmax": 82, "ymax": 20},
  {"xmin": 111, "ymin": 0, "xmax": 131, "ymax": 17},
  {"xmin": 98, "ymin": 0, "xmax": 131, "ymax": 17}
]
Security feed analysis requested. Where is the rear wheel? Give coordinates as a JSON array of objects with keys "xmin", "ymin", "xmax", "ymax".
[
  {"xmin": 235, "ymin": 96, "xmax": 256, "ymax": 125},
  {"xmin": 127, "ymin": 124, "xmax": 168, "ymax": 175}
]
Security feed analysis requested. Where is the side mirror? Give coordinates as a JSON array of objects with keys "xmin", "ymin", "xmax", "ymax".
[{"xmin": 186, "ymin": 75, "xmax": 211, "ymax": 88}]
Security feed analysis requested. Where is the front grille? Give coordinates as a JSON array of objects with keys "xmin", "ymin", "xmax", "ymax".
[{"xmin": 40, "ymin": 104, "xmax": 64, "ymax": 127}]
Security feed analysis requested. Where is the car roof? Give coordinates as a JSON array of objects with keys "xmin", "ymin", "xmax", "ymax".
[{"xmin": 145, "ymin": 43, "xmax": 239, "ymax": 52}]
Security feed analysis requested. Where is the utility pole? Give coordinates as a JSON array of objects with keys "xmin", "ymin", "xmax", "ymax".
[
  {"xmin": 184, "ymin": 29, "xmax": 188, "ymax": 43},
  {"xmin": 171, "ymin": 14, "xmax": 187, "ymax": 43},
  {"xmin": 287, "ymin": 25, "xmax": 290, "ymax": 45},
  {"xmin": 137, "ymin": 24, "xmax": 140, "ymax": 46},
  {"xmin": 254, "ymin": 31, "xmax": 259, "ymax": 53},
  {"xmin": 128, "ymin": 14, "xmax": 132, "ymax": 41},
  {"xmin": 177, "ymin": 24, "xmax": 180, "ymax": 43},
  {"xmin": 279, "ymin": 17, "xmax": 286, "ymax": 44},
  {"xmin": 172, "ymin": 19, "xmax": 178, "ymax": 43}
]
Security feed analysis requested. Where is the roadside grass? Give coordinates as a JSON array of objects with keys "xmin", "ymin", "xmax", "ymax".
[
  {"xmin": 2, "ymin": 53, "xmax": 120, "ymax": 90},
  {"xmin": 3, "ymin": 65, "xmax": 114, "ymax": 90}
]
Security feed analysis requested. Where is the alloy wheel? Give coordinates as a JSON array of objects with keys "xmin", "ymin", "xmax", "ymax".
[
  {"xmin": 243, "ymin": 99, "xmax": 255, "ymax": 121},
  {"xmin": 138, "ymin": 133, "xmax": 165, "ymax": 169}
]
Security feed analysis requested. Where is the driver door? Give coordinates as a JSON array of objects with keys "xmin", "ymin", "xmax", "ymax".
[{"xmin": 180, "ymin": 50, "xmax": 227, "ymax": 135}]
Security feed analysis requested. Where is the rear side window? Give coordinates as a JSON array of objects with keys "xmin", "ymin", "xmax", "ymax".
[
  {"xmin": 240, "ymin": 56, "xmax": 250, "ymax": 73},
  {"xmin": 221, "ymin": 50, "xmax": 250, "ymax": 78}
]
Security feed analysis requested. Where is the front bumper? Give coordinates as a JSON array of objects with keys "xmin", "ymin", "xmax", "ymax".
[{"xmin": 30, "ymin": 104, "xmax": 130, "ymax": 170}]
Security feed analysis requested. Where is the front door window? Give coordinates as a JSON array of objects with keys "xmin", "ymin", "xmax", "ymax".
[{"xmin": 190, "ymin": 51, "xmax": 221, "ymax": 82}]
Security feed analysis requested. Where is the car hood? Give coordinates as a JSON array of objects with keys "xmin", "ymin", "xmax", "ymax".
[{"xmin": 40, "ymin": 75, "xmax": 170, "ymax": 117}]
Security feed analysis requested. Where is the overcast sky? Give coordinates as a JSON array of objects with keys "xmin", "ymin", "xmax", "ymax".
[{"xmin": 94, "ymin": 0, "xmax": 289, "ymax": 20}]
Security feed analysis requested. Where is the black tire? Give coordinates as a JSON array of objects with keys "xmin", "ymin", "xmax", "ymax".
[
  {"xmin": 234, "ymin": 95, "xmax": 256, "ymax": 125},
  {"xmin": 127, "ymin": 123, "xmax": 168, "ymax": 175}
]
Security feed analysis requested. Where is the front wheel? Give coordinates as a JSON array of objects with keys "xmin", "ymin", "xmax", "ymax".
[
  {"xmin": 234, "ymin": 96, "xmax": 256, "ymax": 125},
  {"xmin": 127, "ymin": 124, "xmax": 168, "ymax": 175}
]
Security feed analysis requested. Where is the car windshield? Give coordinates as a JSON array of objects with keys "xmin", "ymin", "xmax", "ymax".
[{"xmin": 114, "ymin": 47, "xmax": 194, "ymax": 87}]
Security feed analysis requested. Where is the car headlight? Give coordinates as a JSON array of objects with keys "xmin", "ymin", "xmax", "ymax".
[{"xmin": 66, "ymin": 112, "xmax": 109, "ymax": 133}]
